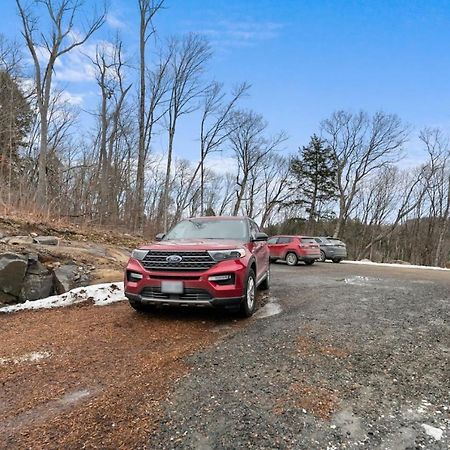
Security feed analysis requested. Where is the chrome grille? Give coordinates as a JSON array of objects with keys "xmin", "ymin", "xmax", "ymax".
[
  {"xmin": 141, "ymin": 250, "xmax": 216, "ymax": 271},
  {"xmin": 140, "ymin": 286, "xmax": 212, "ymax": 301}
]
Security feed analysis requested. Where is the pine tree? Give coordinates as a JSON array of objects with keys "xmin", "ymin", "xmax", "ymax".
[{"xmin": 288, "ymin": 135, "xmax": 337, "ymax": 230}]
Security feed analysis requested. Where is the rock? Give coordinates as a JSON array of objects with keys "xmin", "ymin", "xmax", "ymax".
[
  {"xmin": 27, "ymin": 259, "xmax": 50, "ymax": 276},
  {"xmin": 19, "ymin": 273, "xmax": 54, "ymax": 302},
  {"xmin": 53, "ymin": 264, "xmax": 81, "ymax": 294},
  {"xmin": 0, "ymin": 253, "xmax": 27, "ymax": 297},
  {"xmin": 3, "ymin": 236, "xmax": 34, "ymax": 245},
  {"xmin": 0, "ymin": 291, "xmax": 18, "ymax": 305},
  {"xmin": 33, "ymin": 236, "xmax": 59, "ymax": 246}
]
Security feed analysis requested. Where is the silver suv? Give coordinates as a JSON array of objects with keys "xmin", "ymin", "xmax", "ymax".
[{"xmin": 314, "ymin": 237, "xmax": 347, "ymax": 263}]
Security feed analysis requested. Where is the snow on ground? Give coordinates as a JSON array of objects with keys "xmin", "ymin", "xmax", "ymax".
[
  {"xmin": 0, "ymin": 351, "xmax": 52, "ymax": 365},
  {"xmin": 343, "ymin": 260, "xmax": 450, "ymax": 272},
  {"xmin": 421, "ymin": 424, "xmax": 444, "ymax": 440},
  {"xmin": 0, "ymin": 282, "xmax": 126, "ymax": 313}
]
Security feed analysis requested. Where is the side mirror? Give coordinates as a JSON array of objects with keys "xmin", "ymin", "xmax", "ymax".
[
  {"xmin": 253, "ymin": 232, "xmax": 268, "ymax": 242},
  {"xmin": 155, "ymin": 233, "xmax": 165, "ymax": 241}
]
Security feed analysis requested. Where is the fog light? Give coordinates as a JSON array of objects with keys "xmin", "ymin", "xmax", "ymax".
[
  {"xmin": 127, "ymin": 271, "xmax": 143, "ymax": 281},
  {"xmin": 208, "ymin": 274, "xmax": 232, "ymax": 281}
]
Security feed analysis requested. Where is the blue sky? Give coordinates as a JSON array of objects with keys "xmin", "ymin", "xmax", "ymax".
[{"xmin": 3, "ymin": 0, "xmax": 450, "ymax": 166}]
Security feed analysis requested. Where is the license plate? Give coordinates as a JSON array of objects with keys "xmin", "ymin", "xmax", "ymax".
[{"xmin": 161, "ymin": 281, "xmax": 184, "ymax": 294}]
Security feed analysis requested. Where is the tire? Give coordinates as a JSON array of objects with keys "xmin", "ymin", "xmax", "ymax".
[
  {"xmin": 332, "ymin": 258, "xmax": 342, "ymax": 263},
  {"xmin": 269, "ymin": 257, "xmax": 277, "ymax": 264},
  {"xmin": 304, "ymin": 259, "xmax": 315, "ymax": 266},
  {"xmin": 259, "ymin": 267, "xmax": 270, "ymax": 290},
  {"xmin": 285, "ymin": 252, "xmax": 298, "ymax": 266},
  {"xmin": 129, "ymin": 299, "xmax": 155, "ymax": 313},
  {"xmin": 319, "ymin": 250, "xmax": 326, "ymax": 262},
  {"xmin": 240, "ymin": 270, "xmax": 257, "ymax": 317}
]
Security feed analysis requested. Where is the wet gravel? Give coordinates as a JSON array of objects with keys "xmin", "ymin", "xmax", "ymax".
[{"xmin": 150, "ymin": 263, "xmax": 450, "ymax": 450}]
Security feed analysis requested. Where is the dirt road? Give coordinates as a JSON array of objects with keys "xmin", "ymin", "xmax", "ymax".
[{"xmin": 1, "ymin": 263, "xmax": 449, "ymax": 449}]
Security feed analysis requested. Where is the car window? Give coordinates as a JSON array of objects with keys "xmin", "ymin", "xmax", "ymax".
[
  {"xmin": 165, "ymin": 219, "xmax": 249, "ymax": 240},
  {"xmin": 300, "ymin": 238, "xmax": 316, "ymax": 244},
  {"xmin": 267, "ymin": 237, "xmax": 278, "ymax": 244},
  {"xmin": 314, "ymin": 238, "xmax": 322, "ymax": 243},
  {"xmin": 278, "ymin": 237, "xmax": 292, "ymax": 244},
  {"xmin": 249, "ymin": 220, "xmax": 260, "ymax": 239}
]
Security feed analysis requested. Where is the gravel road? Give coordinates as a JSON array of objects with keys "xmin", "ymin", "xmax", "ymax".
[
  {"xmin": 150, "ymin": 262, "xmax": 450, "ymax": 450},
  {"xmin": 1, "ymin": 262, "xmax": 449, "ymax": 449}
]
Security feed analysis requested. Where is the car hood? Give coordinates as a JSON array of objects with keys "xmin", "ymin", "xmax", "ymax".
[{"xmin": 138, "ymin": 239, "xmax": 247, "ymax": 251}]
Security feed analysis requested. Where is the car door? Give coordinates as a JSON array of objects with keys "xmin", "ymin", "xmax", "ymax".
[
  {"xmin": 267, "ymin": 237, "xmax": 279, "ymax": 258},
  {"xmin": 276, "ymin": 236, "xmax": 293, "ymax": 259},
  {"xmin": 249, "ymin": 220, "xmax": 269, "ymax": 281}
]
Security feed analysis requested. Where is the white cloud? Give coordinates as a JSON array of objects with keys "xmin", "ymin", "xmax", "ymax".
[
  {"xmin": 59, "ymin": 90, "xmax": 85, "ymax": 106},
  {"xmin": 106, "ymin": 12, "xmax": 126, "ymax": 29},
  {"xmin": 201, "ymin": 20, "xmax": 285, "ymax": 48}
]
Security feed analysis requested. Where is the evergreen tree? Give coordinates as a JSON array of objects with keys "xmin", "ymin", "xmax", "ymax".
[
  {"xmin": 288, "ymin": 135, "xmax": 337, "ymax": 230},
  {"xmin": 0, "ymin": 70, "xmax": 32, "ymax": 168}
]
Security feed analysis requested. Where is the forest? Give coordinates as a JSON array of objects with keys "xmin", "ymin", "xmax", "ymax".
[{"xmin": 0, "ymin": 0, "xmax": 449, "ymax": 266}]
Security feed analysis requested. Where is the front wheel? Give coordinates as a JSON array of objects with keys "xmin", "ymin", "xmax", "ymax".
[
  {"xmin": 285, "ymin": 252, "xmax": 298, "ymax": 266},
  {"xmin": 332, "ymin": 258, "xmax": 342, "ymax": 263},
  {"xmin": 319, "ymin": 250, "xmax": 326, "ymax": 262},
  {"xmin": 240, "ymin": 270, "xmax": 256, "ymax": 317}
]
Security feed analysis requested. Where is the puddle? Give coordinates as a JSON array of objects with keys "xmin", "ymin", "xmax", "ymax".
[
  {"xmin": 0, "ymin": 351, "xmax": 52, "ymax": 365},
  {"xmin": 254, "ymin": 297, "xmax": 282, "ymax": 319}
]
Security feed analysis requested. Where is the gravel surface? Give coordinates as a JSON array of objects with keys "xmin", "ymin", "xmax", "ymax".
[
  {"xmin": 150, "ymin": 262, "xmax": 450, "ymax": 450},
  {"xmin": 1, "ymin": 262, "xmax": 449, "ymax": 449}
]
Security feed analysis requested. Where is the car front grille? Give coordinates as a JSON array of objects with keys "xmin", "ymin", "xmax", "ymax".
[
  {"xmin": 140, "ymin": 286, "xmax": 212, "ymax": 302},
  {"xmin": 141, "ymin": 250, "xmax": 216, "ymax": 272}
]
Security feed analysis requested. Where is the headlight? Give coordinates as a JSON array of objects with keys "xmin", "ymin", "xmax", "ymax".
[
  {"xmin": 131, "ymin": 249, "xmax": 148, "ymax": 260},
  {"xmin": 208, "ymin": 248, "xmax": 246, "ymax": 261}
]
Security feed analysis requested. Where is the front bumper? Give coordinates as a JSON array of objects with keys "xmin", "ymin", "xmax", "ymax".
[
  {"xmin": 124, "ymin": 257, "xmax": 248, "ymax": 309},
  {"xmin": 125, "ymin": 292, "xmax": 243, "ymax": 309}
]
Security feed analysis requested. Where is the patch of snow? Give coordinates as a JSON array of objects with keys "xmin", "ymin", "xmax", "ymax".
[
  {"xmin": 343, "ymin": 260, "xmax": 449, "ymax": 272},
  {"xmin": 0, "ymin": 282, "xmax": 125, "ymax": 313},
  {"xmin": 0, "ymin": 351, "xmax": 52, "ymax": 365},
  {"xmin": 254, "ymin": 296, "xmax": 282, "ymax": 319},
  {"xmin": 344, "ymin": 276, "xmax": 370, "ymax": 285},
  {"xmin": 421, "ymin": 424, "xmax": 444, "ymax": 440}
]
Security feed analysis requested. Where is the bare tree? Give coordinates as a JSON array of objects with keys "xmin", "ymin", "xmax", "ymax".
[
  {"xmin": 160, "ymin": 33, "xmax": 212, "ymax": 230},
  {"xmin": 135, "ymin": 0, "xmax": 165, "ymax": 232},
  {"xmin": 321, "ymin": 110, "xmax": 409, "ymax": 237},
  {"xmin": 228, "ymin": 109, "xmax": 287, "ymax": 216},
  {"xmin": 16, "ymin": 0, "xmax": 105, "ymax": 207}
]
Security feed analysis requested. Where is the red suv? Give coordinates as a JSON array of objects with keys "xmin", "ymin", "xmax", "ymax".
[
  {"xmin": 125, "ymin": 216, "xmax": 270, "ymax": 317},
  {"xmin": 268, "ymin": 235, "xmax": 320, "ymax": 266}
]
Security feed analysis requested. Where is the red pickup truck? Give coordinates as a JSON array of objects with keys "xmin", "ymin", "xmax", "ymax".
[{"xmin": 125, "ymin": 216, "xmax": 270, "ymax": 317}]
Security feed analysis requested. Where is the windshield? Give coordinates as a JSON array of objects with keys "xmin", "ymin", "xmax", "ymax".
[{"xmin": 164, "ymin": 219, "xmax": 249, "ymax": 241}]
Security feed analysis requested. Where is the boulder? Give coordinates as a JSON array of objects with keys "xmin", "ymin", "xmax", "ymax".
[
  {"xmin": 19, "ymin": 272, "xmax": 54, "ymax": 302},
  {"xmin": 0, "ymin": 291, "xmax": 17, "ymax": 305},
  {"xmin": 33, "ymin": 236, "xmax": 59, "ymax": 246},
  {"xmin": 2, "ymin": 236, "xmax": 34, "ymax": 245},
  {"xmin": 53, "ymin": 264, "xmax": 80, "ymax": 294},
  {"xmin": 0, "ymin": 253, "xmax": 27, "ymax": 297}
]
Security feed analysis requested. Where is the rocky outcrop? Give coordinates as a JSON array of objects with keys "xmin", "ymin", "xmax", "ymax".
[
  {"xmin": 0, "ymin": 253, "xmax": 28, "ymax": 297},
  {"xmin": 1, "ymin": 236, "xmax": 34, "ymax": 245},
  {"xmin": 19, "ymin": 258, "xmax": 54, "ymax": 301},
  {"xmin": 33, "ymin": 236, "xmax": 59, "ymax": 246},
  {"xmin": 0, "ymin": 235, "xmax": 59, "ymax": 246},
  {"xmin": 0, "ymin": 252, "xmax": 92, "ymax": 306},
  {"xmin": 53, "ymin": 264, "xmax": 84, "ymax": 294}
]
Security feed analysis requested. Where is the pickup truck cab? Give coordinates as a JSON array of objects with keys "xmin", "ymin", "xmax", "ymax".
[{"xmin": 125, "ymin": 216, "xmax": 269, "ymax": 317}]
